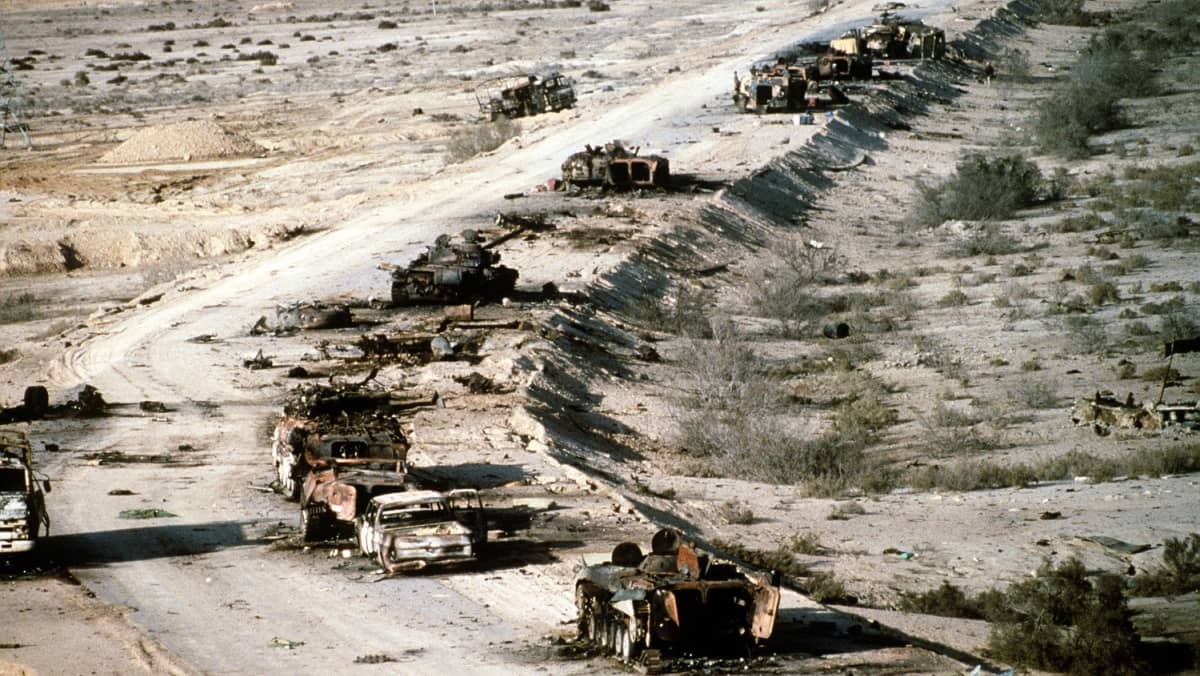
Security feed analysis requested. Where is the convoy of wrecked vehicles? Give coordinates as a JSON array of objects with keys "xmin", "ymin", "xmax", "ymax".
[{"xmin": 1, "ymin": 11, "xmax": 973, "ymax": 667}]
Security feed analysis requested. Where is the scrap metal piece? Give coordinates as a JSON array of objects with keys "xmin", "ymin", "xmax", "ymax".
[
  {"xmin": 275, "ymin": 300, "xmax": 353, "ymax": 331},
  {"xmin": 1070, "ymin": 391, "xmax": 1199, "ymax": 435},
  {"xmin": 574, "ymin": 528, "xmax": 781, "ymax": 664}
]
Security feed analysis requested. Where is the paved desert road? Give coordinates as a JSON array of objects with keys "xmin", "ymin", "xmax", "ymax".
[{"xmin": 37, "ymin": 0, "xmax": 947, "ymax": 672}]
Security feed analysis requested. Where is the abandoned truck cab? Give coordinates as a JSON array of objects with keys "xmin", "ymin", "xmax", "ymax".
[
  {"xmin": 0, "ymin": 429, "xmax": 50, "ymax": 554},
  {"xmin": 575, "ymin": 528, "xmax": 780, "ymax": 664},
  {"xmin": 355, "ymin": 489, "xmax": 486, "ymax": 572}
]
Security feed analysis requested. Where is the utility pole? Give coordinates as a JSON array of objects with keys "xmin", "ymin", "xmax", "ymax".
[{"xmin": 1, "ymin": 26, "xmax": 33, "ymax": 150}]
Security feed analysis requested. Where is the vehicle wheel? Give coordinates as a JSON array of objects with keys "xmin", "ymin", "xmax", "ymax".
[
  {"xmin": 622, "ymin": 621, "xmax": 640, "ymax": 661},
  {"xmin": 300, "ymin": 505, "xmax": 325, "ymax": 543},
  {"xmin": 614, "ymin": 624, "xmax": 629, "ymax": 660}
]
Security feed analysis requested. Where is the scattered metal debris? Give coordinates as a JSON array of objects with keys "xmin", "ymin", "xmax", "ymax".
[
  {"xmin": 243, "ymin": 349, "xmax": 274, "ymax": 370},
  {"xmin": 1070, "ymin": 391, "xmax": 1199, "ymax": 435},
  {"xmin": 268, "ymin": 636, "xmax": 305, "ymax": 650},
  {"xmin": 275, "ymin": 300, "xmax": 353, "ymax": 331},
  {"xmin": 0, "ymin": 385, "xmax": 106, "ymax": 423},
  {"xmin": 575, "ymin": 528, "xmax": 780, "ymax": 664},
  {"xmin": 118, "ymin": 508, "xmax": 177, "ymax": 519}
]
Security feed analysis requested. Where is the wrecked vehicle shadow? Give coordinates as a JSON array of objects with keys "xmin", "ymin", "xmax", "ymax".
[{"xmin": 43, "ymin": 520, "xmax": 262, "ymax": 567}]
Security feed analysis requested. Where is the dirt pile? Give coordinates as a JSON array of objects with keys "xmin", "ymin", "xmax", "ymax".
[{"xmin": 99, "ymin": 120, "xmax": 264, "ymax": 165}]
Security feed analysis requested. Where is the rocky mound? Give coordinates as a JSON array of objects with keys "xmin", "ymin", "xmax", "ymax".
[{"xmin": 99, "ymin": 120, "xmax": 263, "ymax": 165}]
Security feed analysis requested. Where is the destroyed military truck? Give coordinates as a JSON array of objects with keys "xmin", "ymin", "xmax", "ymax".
[
  {"xmin": 475, "ymin": 72, "xmax": 576, "ymax": 121},
  {"xmin": 271, "ymin": 382, "xmax": 411, "ymax": 542},
  {"xmin": 575, "ymin": 528, "xmax": 780, "ymax": 663},
  {"xmin": 562, "ymin": 141, "xmax": 670, "ymax": 191},
  {"xmin": 734, "ymin": 61, "xmax": 849, "ymax": 113},
  {"xmin": 390, "ymin": 230, "xmax": 518, "ymax": 306},
  {"xmin": 0, "ymin": 429, "xmax": 50, "ymax": 555},
  {"xmin": 355, "ymin": 489, "xmax": 486, "ymax": 573},
  {"xmin": 833, "ymin": 16, "xmax": 946, "ymax": 61}
]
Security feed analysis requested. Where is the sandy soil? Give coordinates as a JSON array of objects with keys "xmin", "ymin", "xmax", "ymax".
[{"xmin": 1, "ymin": 0, "xmax": 1197, "ymax": 674}]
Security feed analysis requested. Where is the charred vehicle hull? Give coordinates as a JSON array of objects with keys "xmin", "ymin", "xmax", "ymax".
[
  {"xmin": 0, "ymin": 429, "xmax": 49, "ymax": 554},
  {"xmin": 390, "ymin": 232, "xmax": 518, "ymax": 306},
  {"xmin": 272, "ymin": 382, "xmax": 411, "ymax": 543},
  {"xmin": 562, "ymin": 141, "xmax": 670, "ymax": 191},
  {"xmin": 475, "ymin": 72, "xmax": 576, "ymax": 121},
  {"xmin": 356, "ymin": 489, "xmax": 485, "ymax": 573},
  {"xmin": 575, "ymin": 529, "xmax": 780, "ymax": 664}
]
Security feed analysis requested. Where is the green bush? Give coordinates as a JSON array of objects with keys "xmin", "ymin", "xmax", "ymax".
[
  {"xmin": 912, "ymin": 154, "xmax": 1045, "ymax": 227},
  {"xmin": 988, "ymin": 559, "xmax": 1144, "ymax": 675},
  {"xmin": 1129, "ymin": 533, "xmax": 1200, "ymax": 597},
  {"xmin": 898, "ymin": 581, "xmax": 985, "ymax": 619},
  {"xmin": 0, "ymin": 292, "xmax": 38, "ymax": 324},
  {"xmin": 1033, "ymin": 0, "xmax": 1092, "ymax": 25}
]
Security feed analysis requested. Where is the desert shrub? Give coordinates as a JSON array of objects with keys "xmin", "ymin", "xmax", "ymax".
[
  {"xmin": 937, "ymin": 289, "xmax": 969, "ymax": 307},
  {"xmin": 1062, "ymin": 315, "xmax": 1108, "ymax": 354},
  {"xmin": 804, "ymin": 571, "xmax": 855, "ymax": 604},
  {"xmin": 1011, "ymin": 379, "xmax": 1059, "ymax": 409},
  {"xmin": 996, "ymin": 47, "xmax": 1032, "ymax": 82},
  {"xmin": 1129, "ymin": 533, "xmax": 1200, "ymax": 597},
  {"xmin": 988, "ymin": 559, "xmax": 1144, "ymax": 675},
  {"xmin": 712, "ymin": 539, "xmax": 809, "ymax": 579},
  {"xmin": 625, "ymin": 284, "xmax": 713, "ymax": 338},
  {"xmin": 718, "ymin": 499, "xmax": 755, "ymax": 525},
  {"xmin": 0, "ymin": 292, "xmax": 38, "ymax": 324},
  {"xmin": 898, "ymin": 581, "xmax": 985, "ymax": 618},
  {"xmin": 907, "ymin": 459, "xmax": 1037, "ymax": 491},
  {"xmin": 1115, "ymin": 360, "xmax": 1137, "ymax": 379},
  {"xmin": 748, "ymin": 239, "xmax": 844, "ymax": 329},
  {"xmin": 1048, "ymin": 211, "xmax": 1106, "ymax": 233},
  {"xmin": 827, "ymin": 501, "xmax": 865, "ymax": 520},
  {"xmin": 1140, "ymin": 366, "xmax": 1181, "ymax": 383},
  {"xmin": 1034, "ymin": 36, "xmax": 1159, "ymax": 159},
  {"xmin": 445, "ymin": 117, "xmax": 520, "ymax": 163},
  {"xmin": 0, "ymin": 348, "xmax": 18, "ymax": 364},
  {"xmin": 236, "ymin": 50, "xmax": 277, "ymax": 66},
  {"xmin": 1088, "ymin": 281, "xmax": 1120, "ymax": 306},
  {"xmin": 1034, "ymin": 0, "xmax": 1092, "ymax": 25},
  {"xmin": 1021, "ymin": 359, "xmax": 1043, "ymax": 371},
  {"xmin": 913, "ymin": 154, "xmax": 1045, "ymax": 227},
  {"xmin": 787, "ymin": 531, "xmax": 827, "ymax": 555}
]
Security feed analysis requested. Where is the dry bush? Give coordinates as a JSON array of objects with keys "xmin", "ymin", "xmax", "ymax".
[
  {"xmin": 1010, "ymin": 379, "xmax": 1059, "ymax": 409},
  {"xmin": 912, "ymin": 153, "xmax": 1046, "ymax": 228},
  {"xmin": 625, "ymin": 284, "xmax": 713, "ymax": 338},
  {"xmin": 898, "ymin": 581, "xmax": 986, "ymax": 618},
  {"xmin": 445, "ymin": 118, "xmax": 520, "ymax": 163},
  {"xmin": 1128, "ymin": 533, "xmax": 1200, "ymax": 597},
  {"xmin": 0, "ymin": 292, "xmax": 38, "ymax": 324},
  {"xmin": 717, "ymin": 499, "xmax": 755, "ymax": 525}
]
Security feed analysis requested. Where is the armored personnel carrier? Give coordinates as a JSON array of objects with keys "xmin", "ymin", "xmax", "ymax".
[
  {"xmin": 575, "ymin": 529, "xmax": 780, "ymax": 664},
  {"xmin": 561, "ymin": 141, "xmax": 670, "ymax": 191},
  {"xmin": 389, "ymin": 230, "xmax": 518, "ymax": 306}
]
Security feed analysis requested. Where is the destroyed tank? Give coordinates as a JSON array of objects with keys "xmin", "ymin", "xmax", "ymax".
[
  {"xmin": 390, "ymin": 231, "xmax": 518, "ymax": 306},
  {"xmin": 575, "ymin": 528, "xmax": 780, "ymax": 664}
]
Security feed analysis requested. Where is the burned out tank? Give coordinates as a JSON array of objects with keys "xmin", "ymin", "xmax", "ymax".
[
  {"xmin": 575, "ymin": 528, "xmax": 780, "ymax": 664},
  {"xmin": 734, "ymin": 61, "xmax": 849, "ymax": 113},
  {"xmin": 390, "ymin": 230, "xmax": 518, "ymax": 306}
]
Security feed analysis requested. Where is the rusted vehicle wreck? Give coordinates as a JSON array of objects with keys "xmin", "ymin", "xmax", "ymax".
[
  {"xmin": 272, "ymin": 381, "xmax": 411, "ymax": 542},
  {"xmin": 562, "ymin": 141, "xmax": 670, "ymax": 191},
  {"xmin": 575, "ymin": 528, "xmax": 780, "ymax": 664},
  {"xmin": 0, "ymin": 429, "xmax": 50, "ymax": 554},
  {"xmin": 355, "ymin": 489, "xmax": 485, "ymax": 573},
  {"xmin": 474, "ymin": 72, "xmax": 576, "ymax": 121},
  {"xmin": 390, "ymin": 230, "xmax": 519, "ymax": 306},
  {"xmin": 734, "ymin": 61, "xmax": 849, "ymax": 113}
]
